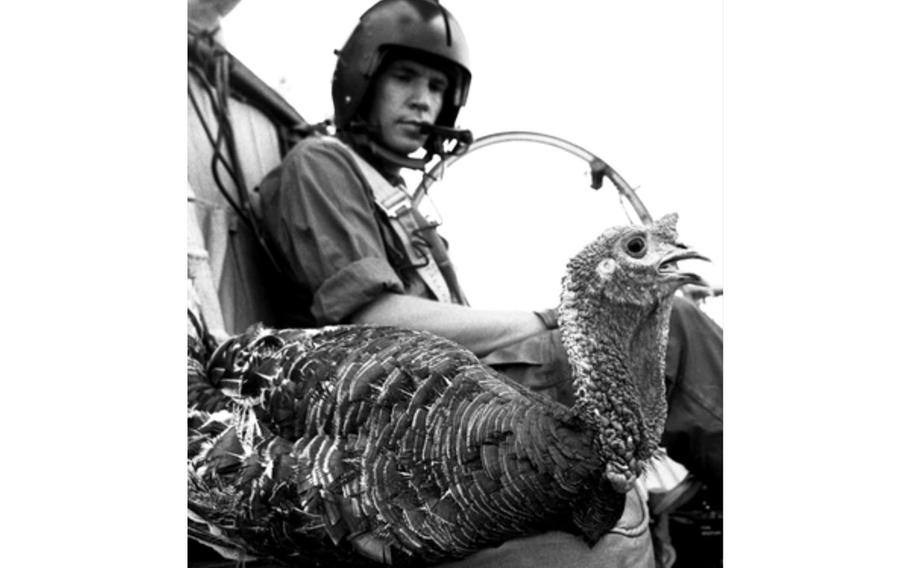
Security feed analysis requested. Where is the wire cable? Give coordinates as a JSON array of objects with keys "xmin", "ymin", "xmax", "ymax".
[
  {"xmin": 187, "ymin": 71, "xmax": 248, "ymax": 227},
  {"xmin": 187, "ymin": 42, "xmax": 287, "ymax": 275}
]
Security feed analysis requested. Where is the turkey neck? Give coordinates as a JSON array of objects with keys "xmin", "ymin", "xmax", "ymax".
[{"xmin": 557, "ymin": 291, "xmax": 671, "ymax": 493}]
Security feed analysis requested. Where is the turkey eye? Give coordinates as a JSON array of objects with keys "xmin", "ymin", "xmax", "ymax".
[{"xmin": 625, "ymin": 236, "xmax": 647, "ymax": 258}]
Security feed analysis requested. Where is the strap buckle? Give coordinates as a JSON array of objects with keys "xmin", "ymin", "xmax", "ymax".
[{"xmin": 378, "ymin": 188, "xmax": 412, "ymax": 219}]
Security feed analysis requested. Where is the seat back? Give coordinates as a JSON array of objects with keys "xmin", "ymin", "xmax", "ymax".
[{"xmin": 187, "ymin": 33, "xmax": 311, "ymax": 336}]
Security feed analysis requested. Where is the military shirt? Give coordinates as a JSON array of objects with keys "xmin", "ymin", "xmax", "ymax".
[{"xmin": 258, "ymin": 135, "xmax": 442, "ymax": 326}]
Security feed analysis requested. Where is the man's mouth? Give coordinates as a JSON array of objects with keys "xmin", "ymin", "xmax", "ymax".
[
  {"xmin": 402, "ymin": 118, "xmax": 434, "ymax": 127},
  {"xmin": 397, "ymin": 120, "xmax": 428, "ymax": 139}
]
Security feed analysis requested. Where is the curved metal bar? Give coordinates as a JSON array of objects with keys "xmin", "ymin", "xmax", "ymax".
[{"xmin": 414, "ymin": 131, "xmax": 653, "ymax": 224}]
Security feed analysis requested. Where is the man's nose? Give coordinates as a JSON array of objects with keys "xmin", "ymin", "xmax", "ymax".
[{"xmin": 407, "ymin": 80, "xmax": 433, "ymax": 112}]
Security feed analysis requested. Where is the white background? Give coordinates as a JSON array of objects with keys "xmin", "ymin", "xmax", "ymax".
[{"xmin": 2, "ymin": 1, "xmax": 909, "ymax": 567}]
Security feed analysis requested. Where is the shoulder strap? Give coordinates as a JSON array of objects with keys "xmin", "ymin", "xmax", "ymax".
[{"xmin": 323, "ymin": 137, "xmax": 455, "ymax": 304}]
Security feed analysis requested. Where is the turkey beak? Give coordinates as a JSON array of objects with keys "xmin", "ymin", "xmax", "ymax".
[{"xmin": 659, "ymin": 249, "xmax": 710, "ymax": 287}]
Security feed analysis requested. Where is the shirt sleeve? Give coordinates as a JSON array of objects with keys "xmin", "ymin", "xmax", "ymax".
[{"xmin": 259, "ymin": 137, "xmax": 405, "ymax": 324}]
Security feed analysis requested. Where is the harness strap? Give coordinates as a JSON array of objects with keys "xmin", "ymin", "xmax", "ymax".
[{"xmin": 324, "ymin": 137, "xmax": 455, "ymax": 304}]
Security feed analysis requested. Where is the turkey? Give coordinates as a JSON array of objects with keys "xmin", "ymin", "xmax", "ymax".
[{"xmin": 187, "ymin": 213, "xmax": 707, "ymax": 567}]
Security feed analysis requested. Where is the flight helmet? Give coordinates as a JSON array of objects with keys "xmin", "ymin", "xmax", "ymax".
[{"xmin": 331, "ymin": 0, "xmax": 471, "ymax": 138}]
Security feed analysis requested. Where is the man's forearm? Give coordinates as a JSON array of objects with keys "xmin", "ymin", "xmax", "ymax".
[{"xmin": 349, "ymin": 293, "xmax": 547, "ymax": 357}]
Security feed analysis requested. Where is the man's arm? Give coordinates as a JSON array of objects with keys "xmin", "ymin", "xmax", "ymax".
[{"xmin": 349, "ymin": 292, "xmax": 547, "ymax": 358}]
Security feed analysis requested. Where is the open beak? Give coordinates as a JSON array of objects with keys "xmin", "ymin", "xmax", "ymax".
[{"xmin": 659, "ymin": 248, "xmax": 711, "ymax": 287}]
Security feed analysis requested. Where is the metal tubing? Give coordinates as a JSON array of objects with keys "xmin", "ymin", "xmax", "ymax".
[{"xmin": 414, "ymin": 131, "xmax": 653, "ymax": 224}]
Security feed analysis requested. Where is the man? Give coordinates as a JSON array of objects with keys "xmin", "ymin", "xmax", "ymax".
[
  {"xmin": 258, "ymin": 2, "xmax": 548, "ymax": 359},
  {"xmin": 258, "ymin": 1, "xmax": 721, "ymax": 566}
]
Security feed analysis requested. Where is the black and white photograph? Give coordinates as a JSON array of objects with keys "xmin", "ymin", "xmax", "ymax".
[
  {"xmin": 4, "ymin": 1, "xmax": 909, "ymax": 567},
  {"xmin": 187, "ymin": 2, "xmax": 721, "ymax": 567}
]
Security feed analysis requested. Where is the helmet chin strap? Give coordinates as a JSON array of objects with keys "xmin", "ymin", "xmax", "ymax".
[
  {"xmin": 345, "ymin": 121, "xmax": 431, "ymax": 172},
  {"xmin": 344, "ymin": 120, "xmax": 473, "ymax": 172},
  {"xmin": 370, "ymin": 138, "xmax": 433, "ymax": 171}
]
